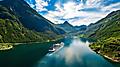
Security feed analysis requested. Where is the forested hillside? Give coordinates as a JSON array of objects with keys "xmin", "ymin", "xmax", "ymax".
[{"xmin": 88, "ymin": 10, "xmax": 120, "ymax": 62}]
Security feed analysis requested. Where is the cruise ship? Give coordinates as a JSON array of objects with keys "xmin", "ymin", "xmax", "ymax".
[{"xmin": 48, "ymin": 42, "xmax": 64, "ymax": 55}]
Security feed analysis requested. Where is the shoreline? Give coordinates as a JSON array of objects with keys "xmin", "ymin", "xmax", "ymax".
[
  {"xmin": 98, "ymin": 51, "xmax": 120, "ymax": 63},
  {"xmin": 90, "ymin": 47, "xmax": 120, "ymax": 63},
  {"xmin": 103, "ymin": 55, "xmax": 119, "ymax": 63},
  {"xmin": 0, "ymin": 43, "xmax": 13, "ymax": 51},
  {"xmin": 0, "ymin": 38, "xmax": 63, "ymax": 51}
]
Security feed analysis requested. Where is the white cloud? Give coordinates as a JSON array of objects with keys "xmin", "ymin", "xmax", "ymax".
[
  {"xmin": 45, "ymin": 1, "xmax": 107, "ymax": 26},
  {"xmin": 44, "ymin": 12, "xmax": 64, "ymax": 24},
  {"xmin": 101, "ymin": 2, "xmax": 120, "ymax": 12},
  {"xmin": 69, "ymin": 12, "xmax": 108, "ymax": 26},
  {"xmin": 28, "ymin": 3, "xmax": 35, "ymax": 8},
  {"xmin": 27, "ymin": 0, "xmax": 120, "ymax": 26},
  {"xmin": 35, "ymin": 0, "xmax": 48, "ymax": 11}
]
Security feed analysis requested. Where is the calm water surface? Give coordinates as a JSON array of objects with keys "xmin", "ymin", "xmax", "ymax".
[{"xmin": 0, "ymin": 38, "xmax": 119, "ymax": 67}]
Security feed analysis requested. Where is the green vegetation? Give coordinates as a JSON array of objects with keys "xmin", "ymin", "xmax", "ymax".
[
  {"xmin": 90, "ymin": 37, "xmax": 120, "ymax": 62},
  {"xmin": 0, "ymin": 5, "xmax": 46, "ymax": 43},
  {"xmin": 0, "ymin": 1, "xmax": 65, "ymax": 50},
  {"xmin": 77, "ymin": 34, "xmax": 85, "ymax": 38},
  {"xmin": 87, "ymin": 10, "xmax": 120, "ymax": 62},
  {"xmin": 85, "ymin": 10, "xmax": 120, "ymax": 40},
  {"xmin": 0, "ymin": 4, "xmax": 64, "ymax": 43}
]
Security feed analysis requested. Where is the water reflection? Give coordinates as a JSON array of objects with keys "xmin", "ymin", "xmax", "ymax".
[{"xmin": 34, "ymin": 38, "xmax": 114, "ymax": 67}]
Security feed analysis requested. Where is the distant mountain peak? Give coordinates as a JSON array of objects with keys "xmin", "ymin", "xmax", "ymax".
[
  {"xmin": 63, "ymin": 21, "xmax": 73, "ymax": 27},
  {"xmin": 63, "ymin": 21, "xmax": 69, "ymax": 24}
]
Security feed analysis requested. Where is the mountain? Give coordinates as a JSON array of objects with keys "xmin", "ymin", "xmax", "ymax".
[
  {"xmin": 87, "ymin": 10, "xmax": 120, "ymax": 62},
  {"xmin": 74, "ymin": 25, "xmax": 87, "ymax": 31},
  {"xmin": 0, "ymin": 5, "xmax": 49, "ymax": 42},
  {"xmin": 0, "ymin": 0, "xmax": 65, "ymax": 42},
  {"xmin": 56, "ymin": 21, "xmax": 75, "ymax": 33},
  {"xmin": 0, "ymin": 0, "xmax": 65, "ymax": 34},
  {"xmin": 56, "ymin": 21, "xmax": 87, "ymax": 36},
  {"xmin": 72, "ymin": 25, "xmax": 87, "ymax": 37},
  {"xmin": 85, "ymin": 10, "xmax": 120, "ymax": 40}
]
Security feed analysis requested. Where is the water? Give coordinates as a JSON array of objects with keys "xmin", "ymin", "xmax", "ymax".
[{"xmin": 0, "ymin": 38, "xmax": 119, "ymax": 67}]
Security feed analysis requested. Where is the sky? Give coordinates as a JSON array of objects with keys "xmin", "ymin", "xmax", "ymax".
[{"xmin": 25, "ymin": 0, "xmax": 120, "ymax": 26}]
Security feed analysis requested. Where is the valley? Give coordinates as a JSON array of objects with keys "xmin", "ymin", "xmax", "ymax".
[{"xmin": 0, "ymin": 0, "xmax": 120, "ymax": 67}]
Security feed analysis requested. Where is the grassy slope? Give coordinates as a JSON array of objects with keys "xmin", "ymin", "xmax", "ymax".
[{"xmin": 87, "ymin": 10, "xmax": 120, "ymax": 62}]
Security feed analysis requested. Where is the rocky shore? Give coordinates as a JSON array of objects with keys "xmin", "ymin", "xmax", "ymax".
[
  {"xmin": 89, "ymin": 44, "xmax": 120, "ymax": 63},
  {"xmin": 0, "ymin": 43, "xmax": 13, "ymax": 50}
]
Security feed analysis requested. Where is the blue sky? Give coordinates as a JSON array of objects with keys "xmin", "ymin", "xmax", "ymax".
[{"xmin": 25, "ymin": 0, "xmax": 120, "ymax": 26}]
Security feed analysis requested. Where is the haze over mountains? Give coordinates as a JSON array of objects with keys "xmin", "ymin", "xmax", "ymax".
[
  {"xmin": 56, "ymin": 21, "xmax": 75, "ymax": 33},
  {"xmin": 56, "ymin": 21, "xmax": 87, "ymax": 35}
]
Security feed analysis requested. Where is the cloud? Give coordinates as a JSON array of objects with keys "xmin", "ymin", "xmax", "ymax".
[
  {"xmin": 34, "ymin": 0, "xmax": 48, "ymax": 12},
  {"xmin": 101, "ymin": 2, "xmax": 120, "ymax": 12},
  {"xmin": 26, "ymin": 0, "xmax": 120, "ymax": 26},
  {"xmin": 69, "ymin": 12, "xmax": 108, "ymax": 26}
]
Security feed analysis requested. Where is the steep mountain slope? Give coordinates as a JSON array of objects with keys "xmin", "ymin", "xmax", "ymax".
[
  {"xmin": 0, "ymin": 0, "xmax": 65, "ymax": 42},
  {"xmin": 88, "ymin": 10, "xmax": 120, "ymax": 62},
  {"xmin": 0, "ymin": 5, "xmax": 50, "ymax": 42},
  {"xmin": 0, "ymin": 0, "xmax": 65, "ymax": 35},
  {"xmin": 85, "ymin": 10, "xmax": 120, "ymax": 40}
]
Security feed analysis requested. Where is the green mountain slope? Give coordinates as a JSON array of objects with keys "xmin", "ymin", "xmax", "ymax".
[
  {"xmin": 87, "ymin": 10, "xmax": 120, "ymax": 62},
  {"xmin": 0, "ymin": 5, "xmax": 50, "ymax": 43},
  {"xmin": 86, "ymin": 10, "xmax": 120, "ymax": 40},
  {"xmin": 0, "ymin": 0, "xmax": 65, "ymax": 43}
]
